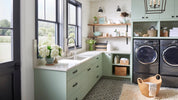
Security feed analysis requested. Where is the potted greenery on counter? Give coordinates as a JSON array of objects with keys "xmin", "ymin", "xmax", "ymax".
[
  {"xmin": 39, "ymin": 45, "xmax": 62, "ymax": 65},
  {"xmin": 87, "ymin": 39, "xmax": 96, "ymax": 51}
]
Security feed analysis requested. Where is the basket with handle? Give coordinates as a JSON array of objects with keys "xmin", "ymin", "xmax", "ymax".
[{"xmin": 137, "ymin": 74, "xmax": 162, "ymax": 98}]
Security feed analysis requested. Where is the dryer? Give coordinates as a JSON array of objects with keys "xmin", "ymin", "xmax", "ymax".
[
  {"xmin": 133, "ymin": 40, "xmax": 159, "ymax": 83},
  {"xmin": 160, "ymin": 40, "xmax": 178, "ymax": 76},
  {"xmin": 160, "ymin": 40, "xmax": 178, "ymax": 87}
]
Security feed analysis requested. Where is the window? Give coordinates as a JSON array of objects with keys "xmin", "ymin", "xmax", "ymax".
[
  {"xmin": 67, "ymin": 0, "xmax": 82, "ymax": 48},
  {"xmin": 0, "ymin": 0, "xmax": 13, "ymax": 63},
  {"xmin": 36, "ymin": 0, "xmax": 63, "ymax": 47}
]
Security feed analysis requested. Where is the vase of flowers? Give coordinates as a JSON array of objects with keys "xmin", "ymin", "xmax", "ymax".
[
  {"xmin": 87, "ymin": 39, "xmax": 96, "ymax": 51},
  {"xmin": 120, "ymin": 12, "xmax": 129, "ymax": 24},
  {"xmin": 39, "ymin": 45, "xmax": 62, "ymax": 65}
]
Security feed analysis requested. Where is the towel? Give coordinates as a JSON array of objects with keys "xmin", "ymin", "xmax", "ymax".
[{"xmin": 145, "ymin": 82, "xmax": 157, "ymax": 97}]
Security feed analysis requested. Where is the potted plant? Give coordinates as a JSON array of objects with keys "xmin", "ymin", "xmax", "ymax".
[
  {"xmin": 93, "ymin": 16, "xmax": 98, "ymax": 24},
  {"xmin": 87, "ymin": 39, "xmax": 96, "ymax": 51},
  {"xmin": 120, "ymin": 12, "xmax": 129, "ymax": 24},
  {"xmin": 39, "ymin": 45, "xmax": 62, "ymax": 65}
]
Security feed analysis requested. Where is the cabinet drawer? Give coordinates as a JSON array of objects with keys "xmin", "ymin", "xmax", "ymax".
[
  {"xmin": 68, "ymin": 91, "xmax": 81, "ymax": 100},
  {"xmin": 67, "ymin": 64, "xmax": 85, "ymax": 81},
  {"xmin": 67, "ymin": 75, "xmax": 82, "ymax": 97}
]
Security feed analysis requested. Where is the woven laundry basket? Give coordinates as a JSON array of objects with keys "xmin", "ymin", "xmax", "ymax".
[{"xmin": 137, "ymin": 74, "xmax": 162, "ymax": 98}]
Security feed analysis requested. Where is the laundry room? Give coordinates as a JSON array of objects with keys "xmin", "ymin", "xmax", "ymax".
[{"xmin": 1, "ymin": 0, "xmax": 178, "ymax": 100}]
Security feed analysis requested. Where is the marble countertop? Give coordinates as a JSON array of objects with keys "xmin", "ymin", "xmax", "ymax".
[{"xmin": 34, "ymin": 51, "xmax": 131, "ymax": 72}]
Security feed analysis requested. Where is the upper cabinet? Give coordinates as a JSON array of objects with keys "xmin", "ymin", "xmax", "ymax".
[
  {"xmin": 132, "ymin": 0, "xmax": 178, "ymax": 20},
  {"xmin": 131, "ymin": 0, "xmax": 159, "ymax": 20},
  {"xmin": 174, "ymin": 0, "xmax": 178, "ymax": 18},
  {"xmin": 160, "ymin": 0, "xmax": 174, "ymax": 19}
]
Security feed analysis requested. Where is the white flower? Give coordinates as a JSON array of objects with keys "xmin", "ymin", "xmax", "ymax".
[
  {"xmin": 51, "ymin": 49, "xmax": 59, "ymax": 57},
  {"xmin": 39, "ymin": 45, "xmax": 62, "ymax": 58},
  {"xmin": 39, "ymin": 45, "xmax": 50, "ymax": 58}
]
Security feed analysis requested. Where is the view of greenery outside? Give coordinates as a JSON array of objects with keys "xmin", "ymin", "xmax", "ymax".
[
  {"xmin": 68, "ymin": 25, "xmax": 75, "ymax": 47},
  {"xmin": 38, "ymin": 21, "xmax": 56, "ymax": 47},
  {"xmin": 0, "ymin": 19, "xmax": 12, "ymax": 62}
]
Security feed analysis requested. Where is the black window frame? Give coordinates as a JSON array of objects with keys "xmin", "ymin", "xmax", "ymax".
[
  {"xmin": 35, "ymin": 0, "xmax": 64, "ymax": 56},
  {"xmin": 67, "ymin": 0, "xmax": 82, "ymax": 49}
]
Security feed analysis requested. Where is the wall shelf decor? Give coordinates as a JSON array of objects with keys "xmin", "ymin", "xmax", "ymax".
[
  {"xmin": 88, "ymin": 23, "xmax": 131, "ymax": 44},
  {"xmin": 144, "ymin": 0, "xmax": 167, "ymax": 14}
]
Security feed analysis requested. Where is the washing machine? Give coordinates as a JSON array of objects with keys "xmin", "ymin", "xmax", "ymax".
[
  {"xmin": 160, "ymin": 40, "xmax": 178, "ymax": 87},
  {"xmin": 133, "ymin": 40, "xmax": 159, "ymax": 83}
]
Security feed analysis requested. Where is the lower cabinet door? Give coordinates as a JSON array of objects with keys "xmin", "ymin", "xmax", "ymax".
[{"xmin": 67, "ymin": 76, "xmax": 81, "ymax": 97}]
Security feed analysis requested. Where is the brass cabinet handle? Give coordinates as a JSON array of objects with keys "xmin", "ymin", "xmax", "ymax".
[
  {"xmin": 88, "ymin": 68, "xmax": 91, "ymax": 71},
  {"xmin": 172, "ymin": 16, "xmax": 175, "ymax": 18},
  {"xmin": 72, "ymin": 82, "xmax": 78, "ymax": 87},
  {"xmin": 96, "ymin": 65, "xmax": 99, "ymax": 68},
  {"xmin": 73, "ymin": 70, "xmax": 78, "ymax": 74}
]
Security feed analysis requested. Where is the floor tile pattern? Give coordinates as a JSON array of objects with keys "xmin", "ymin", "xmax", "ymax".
[{"xmin": 83, "ymin": 77, "xmax": 130, "ymax": 100}]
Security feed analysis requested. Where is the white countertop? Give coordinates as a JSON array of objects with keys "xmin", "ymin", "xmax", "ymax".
[{"xmin": 34, "ymin": 51, "xmax": 131, "ymax": 72}]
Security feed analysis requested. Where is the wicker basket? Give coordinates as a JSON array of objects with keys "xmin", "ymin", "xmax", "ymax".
[{"xmin": 137, "ymin": 74, "xmax": 162, "ymax": 98}]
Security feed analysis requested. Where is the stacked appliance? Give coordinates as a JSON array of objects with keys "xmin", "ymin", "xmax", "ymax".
[{"xmin": 133, "ymin": 39, "xmax": 178, "ymax": 87}]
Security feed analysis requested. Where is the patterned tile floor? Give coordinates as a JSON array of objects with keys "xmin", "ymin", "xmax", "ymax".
[{"xmin": 83, "ymin": 77, "xmax": 131, "ymax": 100}]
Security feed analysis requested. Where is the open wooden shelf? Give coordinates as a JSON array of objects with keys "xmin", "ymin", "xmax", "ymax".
[
  {"xmin": 112, "ymin": 64, "xmax": 130, "ymax": 67},
  {"xmin": 88, "ymin": 23, "xmax": 131, "ymax": 26},
  {"xmin": 88, "ymin": 36, "xmax": 131, "ymax": 39}
]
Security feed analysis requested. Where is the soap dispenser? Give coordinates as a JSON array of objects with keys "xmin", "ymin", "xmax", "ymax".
[{"xmin": 107, "ymin": 41, "xmax": 111, "ymax": 52}]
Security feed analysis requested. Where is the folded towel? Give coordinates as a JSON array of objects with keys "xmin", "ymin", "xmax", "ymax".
[{"xmin": 145, "ymin": 82, "xmax": 157, "ymax": 97}]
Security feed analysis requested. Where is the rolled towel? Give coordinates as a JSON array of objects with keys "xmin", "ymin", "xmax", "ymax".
[{"xmin": 145, "ymin": 82, "xmax": 157, "ymax": 97}]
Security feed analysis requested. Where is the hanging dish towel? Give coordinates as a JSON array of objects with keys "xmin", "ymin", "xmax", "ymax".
[{"xmin": 145, "ymin": 82, "xmax": 157, "ymax": 97}]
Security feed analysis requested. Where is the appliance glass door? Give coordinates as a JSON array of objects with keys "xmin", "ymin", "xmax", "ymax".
[
  {"xmin": 136, "ymin": 45, "xmax": 157, "ymax": 64},
  {"xmin": 163, "ymin": 46, "xmax": 178, "ymax": 66}
]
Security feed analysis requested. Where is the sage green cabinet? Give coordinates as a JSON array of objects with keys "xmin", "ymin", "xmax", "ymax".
[
  {"xmin": 131, "ymin": 0, "xmax": 159, "ymax": 20},
  {"xmin": 35, "ymin": 54, "xmax": 102, "ymax": 100},
  {"xmin": 160, "ymin": 0, "xmax": 174, "ymax": 19},
  {"xmin": 174, "ymin": 0, "xmax": 178, "ymax": 19},
  {"xmin": 102, "ymin": 53, "xmax": 112, "ymax": 76}
]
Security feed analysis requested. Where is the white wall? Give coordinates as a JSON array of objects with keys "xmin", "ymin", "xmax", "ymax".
[
  {"xmin": 21, "ymin": 0, "xmax": 35, "ymax": 100},
  {"xmin": 20, "ymin": 0, "xmax": 90, "ymax": 100},
  {"xmin": 89, "ymin": 0, "xmax": 131, "ymax": 52}
]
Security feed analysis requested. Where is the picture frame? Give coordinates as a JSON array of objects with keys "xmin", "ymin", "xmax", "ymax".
[{"xmin": 98, "ymin": 16, "xmax": 106, "ymax": 24}]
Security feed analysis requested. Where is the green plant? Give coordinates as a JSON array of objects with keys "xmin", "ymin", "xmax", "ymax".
[
  {"xmin": 93, "ymin": 16, "xmax": 98, "ymax": 21},
  {"xmin": 87, "ymin": 39, "xmax": 96, "ymax": 45}
]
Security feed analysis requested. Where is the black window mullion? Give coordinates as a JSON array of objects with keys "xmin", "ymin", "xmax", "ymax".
[
  {"xmin": 38, "ymin": 19, "xmax": 57, "ymax": 23},
  {"xmin": 56, "ymin": 0, "xmax": 59, "ymax": 45},
  {"xmin": 0, "ymin": 27, "xmax": 13, "ymax": 30}
]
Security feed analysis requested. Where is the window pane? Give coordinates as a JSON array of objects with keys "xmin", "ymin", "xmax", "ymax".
[
  {"xmin": 38, "ymin": 21, "xmax": 56, "ymax": 46},
  {"xmin": 68, "ymin": 25, "xmax": 76, "ymax": 47},
  {"xmin": 0, "ymin": 0, "xmax": 13, "ymax": 28},
  {"xmin": 0, "ymin": 29, "xmax": 12, "ymax": 63},
  {"xmin": 77, "ymin": 7, "xmax": 82, "ymax": 26},
  {"xmin": 68, "ymin": 4, "xmax": 76, "ymax": 25},
  {"xmin": 46, "ymin": 0, "xmax": 56, "ymax": 21},
  {"xmin": 38, "ymin": 0, "xmax": 45, "ymax": 19}
]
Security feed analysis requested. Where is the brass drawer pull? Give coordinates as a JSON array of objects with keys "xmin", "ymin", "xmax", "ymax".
[
  {"xmin": 96, "ymin": 57, "xmax": 99, "ymax": 59},
  {"xmin": 96, "ymin": 75, "xmax": 99, "ymax": 78},
  {"xmin": 72, "ymin": 82, "xmax": 78, "ymax": 87},
  {"xmin": 88, "ymin": 68, "xmax": 91, "ymax": 71},
  {"xmin": 73, "ymin": 70, "xmax": 78, "ymax": 74},
  {"xmin": 96, "ymin": 65, "xmax": 99, "ymax": 68}
]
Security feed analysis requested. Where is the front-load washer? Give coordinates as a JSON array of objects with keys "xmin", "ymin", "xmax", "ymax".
[
  {"xmin": 160, "ymin": 40, "xmax": 178, "ymax": 76},
  {"xmin": 133, "ymin": 39, "xmax": 159, "ymax": 74}
]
